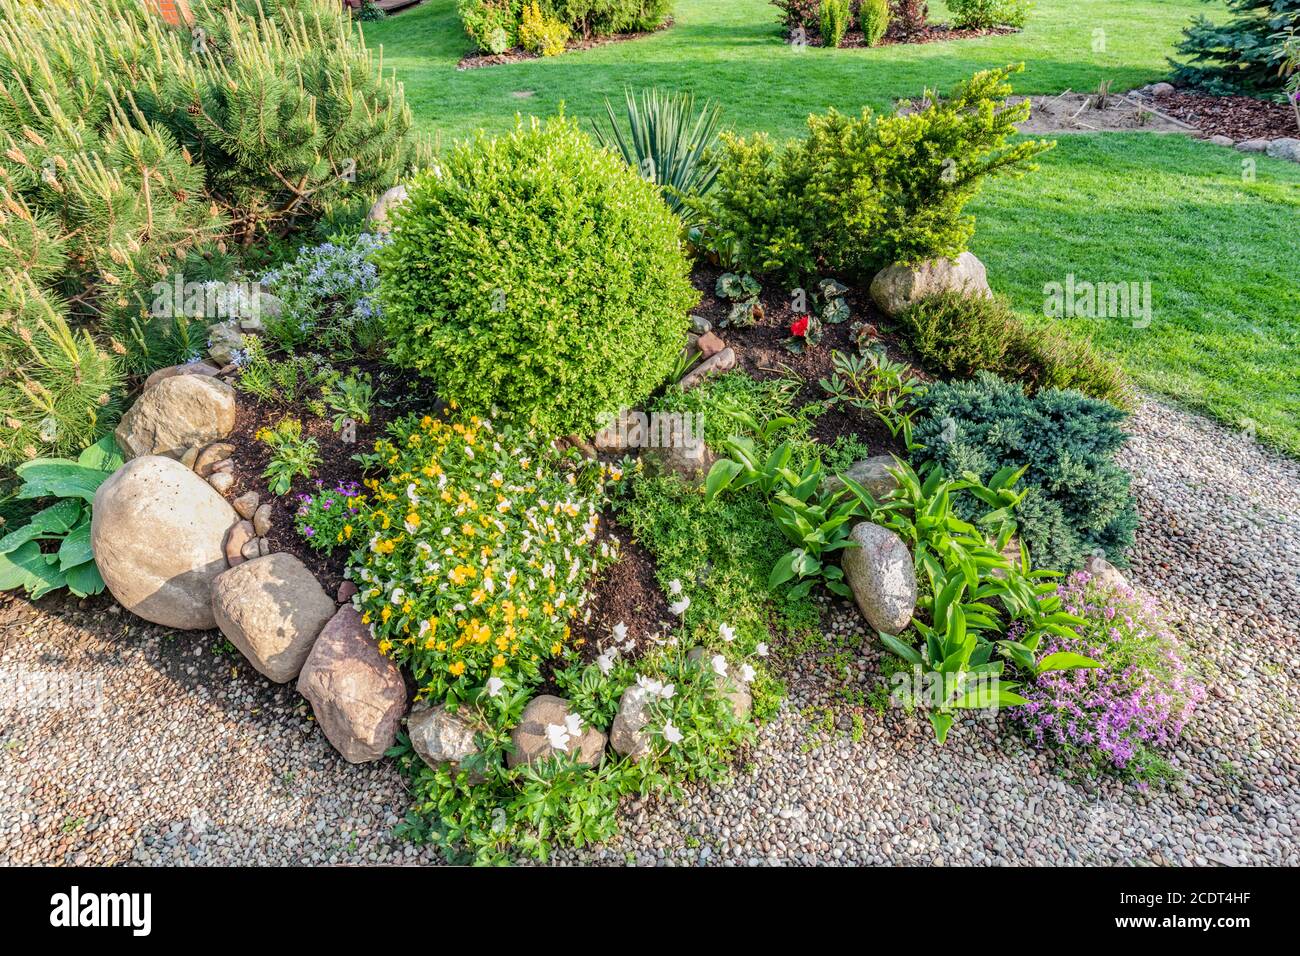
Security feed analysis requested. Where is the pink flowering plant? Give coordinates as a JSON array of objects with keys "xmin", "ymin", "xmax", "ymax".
[
  {"xmin": 1015, "ymin": 570, "xmax": 1205, "ymax": 784},
  {"xmin": 293, "ymin": 479, "xmax": 366, "ymax": 553}
]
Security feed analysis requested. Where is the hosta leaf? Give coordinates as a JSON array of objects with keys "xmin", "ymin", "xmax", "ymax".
[
  {"xmin": 57, "ymin": 519, "xmax": 94, "ymax": 571},
  {"xmin": 0, "ymin": 498, "xmax": 82, "ymax": 554},
  {"xmin": 64, "ymin": 560, "xmax": 106, "ymax": 598}
]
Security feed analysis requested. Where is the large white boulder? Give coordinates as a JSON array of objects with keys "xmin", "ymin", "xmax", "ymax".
[
  {"xmin": 114, "ymin": 374, "xmax": 236, "ymax": 460},
  {"xmin": 211, "ymin": 554, "xmax": 335, "ymax": 683},
  {"xmin": 91, "ymin": 456, "xmax": 237, "ymax": 629},
  {"xmin": 869, "ymin": 252, "xmax": 992, "ymax": 317}
]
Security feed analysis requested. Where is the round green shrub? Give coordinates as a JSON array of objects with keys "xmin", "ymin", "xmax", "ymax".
[{"xmin": 377, "ymin": 114, "xmax": 699, "ymax": 438}]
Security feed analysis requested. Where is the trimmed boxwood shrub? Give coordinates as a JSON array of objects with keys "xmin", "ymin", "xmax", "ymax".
[
  {"xmin": 913, "ymin": 372, "xmax": 1138, "ymax": 572},
  {"xmin": 377, "ymin": 115, "xmax": 699, "ymax": 438},
  {"xmin": 898, "ymin": 291, "xmax": 1132, "ymax": 406}
]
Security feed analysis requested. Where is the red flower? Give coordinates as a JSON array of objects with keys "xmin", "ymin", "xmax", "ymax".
[{"xmin": 790, "ymin": 315, "xmax": 810, "ymax": 337}]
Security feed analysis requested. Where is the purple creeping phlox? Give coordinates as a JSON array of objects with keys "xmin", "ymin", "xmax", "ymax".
[
  {"xmin": 293, "ymin": 479, "xmax": 365, "ymax": 552},
  {"xmin": 1015, "ymin": 571, "xmax": 1205, "ymax": 778}
]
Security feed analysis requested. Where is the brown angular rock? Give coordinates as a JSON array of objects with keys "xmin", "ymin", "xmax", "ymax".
[
  {"xmin": 224, "ymin": 520, "xmax": 256, "ymax": 568},
  {"xmin": 210, "ymin": 554, "xmax": 335, "ymax": 683},
  {"xmin": 678, "ymin": 347, "xmax": 735, "ymax": 391},
  {"xmin": 507, "ymin": 695, "xmax": 606, "ymax": 769},
  {"xmin": 297, "ymin": 606, "xmax": 407, "ymax": 763},
  {"xmin": 115, "ymin": 375, "xmax": 237, "ymax": 460}
]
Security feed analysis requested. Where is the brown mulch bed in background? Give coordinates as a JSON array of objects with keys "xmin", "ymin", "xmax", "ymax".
[
  {"xmin": 457, "ymin": 20, "xmax": 672, "ymax": 70},
  {"xmin": 1137, "ymin": 88, "xmax": 1299, "ymax": 142}
]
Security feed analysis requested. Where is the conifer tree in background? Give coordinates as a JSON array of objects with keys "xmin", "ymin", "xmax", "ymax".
[
  {"xmin": 0, "ymin": 0, "xmax": 425, "ymax": 475},
  {"xmin": 1170, "ymin": 0, "xmax": 1300, "ymax": 95}
]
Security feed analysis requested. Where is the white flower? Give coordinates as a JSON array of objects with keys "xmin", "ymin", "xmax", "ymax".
[
  {"xmin": 564, "ymin": 713, "xmax": 584, "ymax": 737},
  {"xmin": 486, "ymin": 676, "xmax": 504, "ymax": 698},
  {"xmin": 658, "ymin": 683, "xmax": 676, "ymax": 700},
  {"xmin": 667, "ymin": 579, "xmax": 683, "ymax": 596},
  {"xmin": 545, "ymin": 723, "xmax": 571, "ymax": 752},
  {"xmin": 597, "ymin": 650, "xmax": 617, "ymax": 676},
  {"xmin": 669, "ymin": 596, "xmax": 690, "ymax": 616},
  {"xmin": 756, "ymin": 642, "xmax": 769, "ymax": 657},
  {"xmin": 719, "ymin": 622, "xmax": 735, "ymax": 643},
  {"xmin": 637, "ymin": 674, "xmax": 664, "ymax": 696},
  {"xmin": 612, "ymin": 621, "xmax": 629, "ymax": 642},
  {"xmin": 739, "ymin": 663, "xmax": 756, "ymax": 683},
  {"xmin": 389, "ymin": 588, "xmax": 405, "ymax": 605},
  {"xmin": 711, "ymin": 654, "xmax": 728, "ymax": 677},
  {"xmin": 662, "ymin": 720, "xmax": 683, "ymax": 745},
  {"xmin": 406, "ymin": 482, "xmax": 420, "ymax": 503}
]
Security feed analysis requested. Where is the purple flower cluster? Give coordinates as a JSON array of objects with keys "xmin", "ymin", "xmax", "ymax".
[
  {"xmin": 292, "ymin": 479, "xmax": 364, "ymax": 553},
  {"xmin": 260, "ymin": 233, "xmax": 389, "ymax": 341},
  {"xmin": 1016, "ymin": 571, "xmax": 1205, "ymax": 773}
]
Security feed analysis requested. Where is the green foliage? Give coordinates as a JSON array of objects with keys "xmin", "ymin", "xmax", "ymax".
[
  {"xmin": 591, "ymin": 86, "xmax": 723, "ymax": 224},
  {"xmin": 948, "ymin": 0, "xmax": 1034, "ymax": 30},
  {"xmin": 818, "ymin": 348, "xmax": 926, "ymax": 450},
  {"xmin": 324, "ymin": 371, "xmax": 375, "ymax": 430},
  {"xmin": 913, "ymin": 372, "xmax": 1138, "ymax": 572},
  {"xmin": 257, "ymin": 417, "xmax": 320, "ymax": 496},
  {"xmin": 694, "ymin": 65, "xmax": 1054, "ymax": 282},
  {"xmin": 1170, "ymin": 0, "xmax": 1300, "ymax": 95},
  {"xmin": 235, "ymin": 338, "xmax": 331, "ymax": 406},
  {"xmin": 0, "ymin": 435, "xmax": 122, "ymax": 599},
  {"xmin": 860, "ymin": 0, "xmax": 890, "ymax": 46},
  {"xmin": 820, "ymin": 0, "xmax": 850, "ymax": 47},
  {"xmin": 869, "ymin": 459, "xmax": 1096, "ymax": 743},
  {"xmin": 377, "ymin": 114, "xmax": 699, "ymax": 439},
  {"xmin": 898, "ymin": 292, "xmax": 1132, "ymax": 406}
]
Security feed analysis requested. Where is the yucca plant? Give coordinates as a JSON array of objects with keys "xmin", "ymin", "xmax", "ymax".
[{"xmin": 592, "ymin": 86, "xmax": 724, "ymax": 223}]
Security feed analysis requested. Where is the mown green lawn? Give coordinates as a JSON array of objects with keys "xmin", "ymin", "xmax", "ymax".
[{"xmin": 367, "ymin": 0, "xmax": 1300, "ymax": 454}]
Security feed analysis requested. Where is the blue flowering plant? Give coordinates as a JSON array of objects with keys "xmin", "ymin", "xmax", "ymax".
[{"xmin": 259, "ymin": 232, "xmax": 389, "ymax": 356}]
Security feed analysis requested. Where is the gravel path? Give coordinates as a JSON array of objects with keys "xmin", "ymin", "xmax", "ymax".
[{"xmin": 3, "ymin": 396, "xmax": 1297, "ymax": 865}]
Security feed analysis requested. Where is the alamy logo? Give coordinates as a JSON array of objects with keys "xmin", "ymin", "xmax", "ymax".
[
  {"xmin": 150, "ymin": 276, "xmax": 262, "ymax": 321},
  {"xmin": 49, "ymin": 886, "xmax": 151, "ymax": 937},
  {"xmin": 1043, "ymin": 274, "xmax": 1152, "ymax": 328}
]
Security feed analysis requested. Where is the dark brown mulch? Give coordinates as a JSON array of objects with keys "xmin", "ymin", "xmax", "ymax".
[
  {"xmin": 225, "ymin": 361, "xmax": 438, "ymax": 597},
  {"xmin": 457, "ymin": 19, "xmax": 673, "ymax": 70},
  {"xmin": 799, "ymin": 22, "xmax": 1018, "ymax": 49},
  {"xmin": 1138, "ymin": 88, "xmax": 1299, "ymax": 142},
  {"xmin": 687, "ymin": 263, "xmax": 917, "ymax": 456}
]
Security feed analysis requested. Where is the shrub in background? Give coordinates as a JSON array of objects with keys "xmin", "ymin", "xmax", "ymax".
[
  {"xmin": 697, "ymin": 65, "xmax": 1052, "ymax": 282},
  {"xmin": 519, "ymin": 2, "xmax": 572, "ymax": 55},
  {"xmin": 378, "ymin": 115, "xmax": 699, "ymax": 439},
  {"xmin": 891, "ymin": 0, "xmax": 929, "ymax": 35},
  {"xmin": 898, "ymin": 292, "xmax": 1132, "ymax": 406},
  {"xmin": 1016, "ymin": 571, "xmax": 1204, "ymax": 784},
  {"xmin": 861, "ymin": 0, "xmax": 890, "ymax": 45},
  {"xmin": 913, "ymin": 371, "xmax": 1138, "ymax": 572},
  {"xmin": 948, "ymin": 0, "xmax": 1033, "ymax": 30},
  {"xmin": 1170, "ymin": 0, "xmax": 1300, "ymax": 96},
  {"xmin": 820, "ymin": 0, "xmax": 851, "ymax": 46},
  {"xmin": 459, "ymin": 0, "xmax": 672, "ymax": 53}
]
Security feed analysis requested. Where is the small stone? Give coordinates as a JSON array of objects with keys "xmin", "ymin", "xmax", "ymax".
[
  {"xmin": 610, "ymin": 684, "xmax": 654, "ymax": 759},
  {"xmin": 240, "ymin": 539, "xmax": 261, "ymax": 561},
  {"xmin": 256, "ymin": 536, "xmax": 271, "ymax": 557},
  {"xmin": 337, "ymin": 581, "xmax": 358, "ymax": 603},
  {"xmin": 508, "ymin": 695, "xmax": 606, "ymax": 769},
  {"xmin": 593, "ymin": 408, "xmax": 646, "ymax": 453},
  {"xmin": 366, "ymin": 185, "xmax": 409, "ymax": 232},
  {"xmin": 696, "ymin": 330, "xmax": 725, "ymax": 359},
  {"xmin": 1208, "ymin": 135, "xmax": 1234, "ymax": 148},
  {"xmin": 224, "ymin": 520, "xmax": 256, "ymax": 567},
  {"xmin": 252, "ymin": 503, "xmax": 273, "ymax": 537},
  {"xmin": 194, "ymin": 441, "xmax": 235, "ymax": 477},
  {"xmin": 1083, "ymin": 553, "xmax": 1130, "ymax": 594},
  {"xmin": 179, "ymin": 446, "xmax": 201, "ymax": 470},
  {"xmin": 642, "ymin": 416, "xmax": 715, "ymax": 483},
  {"xmin": 232, "ymin": 491, "xmax": 260, "ymax": 520},
  {"xmin": 207, "ymin": 471, "xmax": 234, "ymax": 494},
  {"xmin": 408, "ymin": 704, "xmax": 488, "ymax": 782},
  {"xmin": 689, "ymin": 314, "xmax": 711, "ymax": 334},
  {"xmin": 678, "ymin": 347, "xmax": 736, "ymax": 391},
  {"xmin": 842, "ymin": 521, "xmax": 917, "ymax": 634},
  {"xmin": 1236, "ymin": 138, "xmax": 1270, "ymax": 153},
  {"xmin": 822, "ymin": 455, "xmax": 900, "ymax": 501},
  {"xmin": 1149, "ymin": 82, "xmax": 1175, "ymax": 96},
  {"xmin": 206, "ymin": 320, "xmax": 246, "ymax": 367}
]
